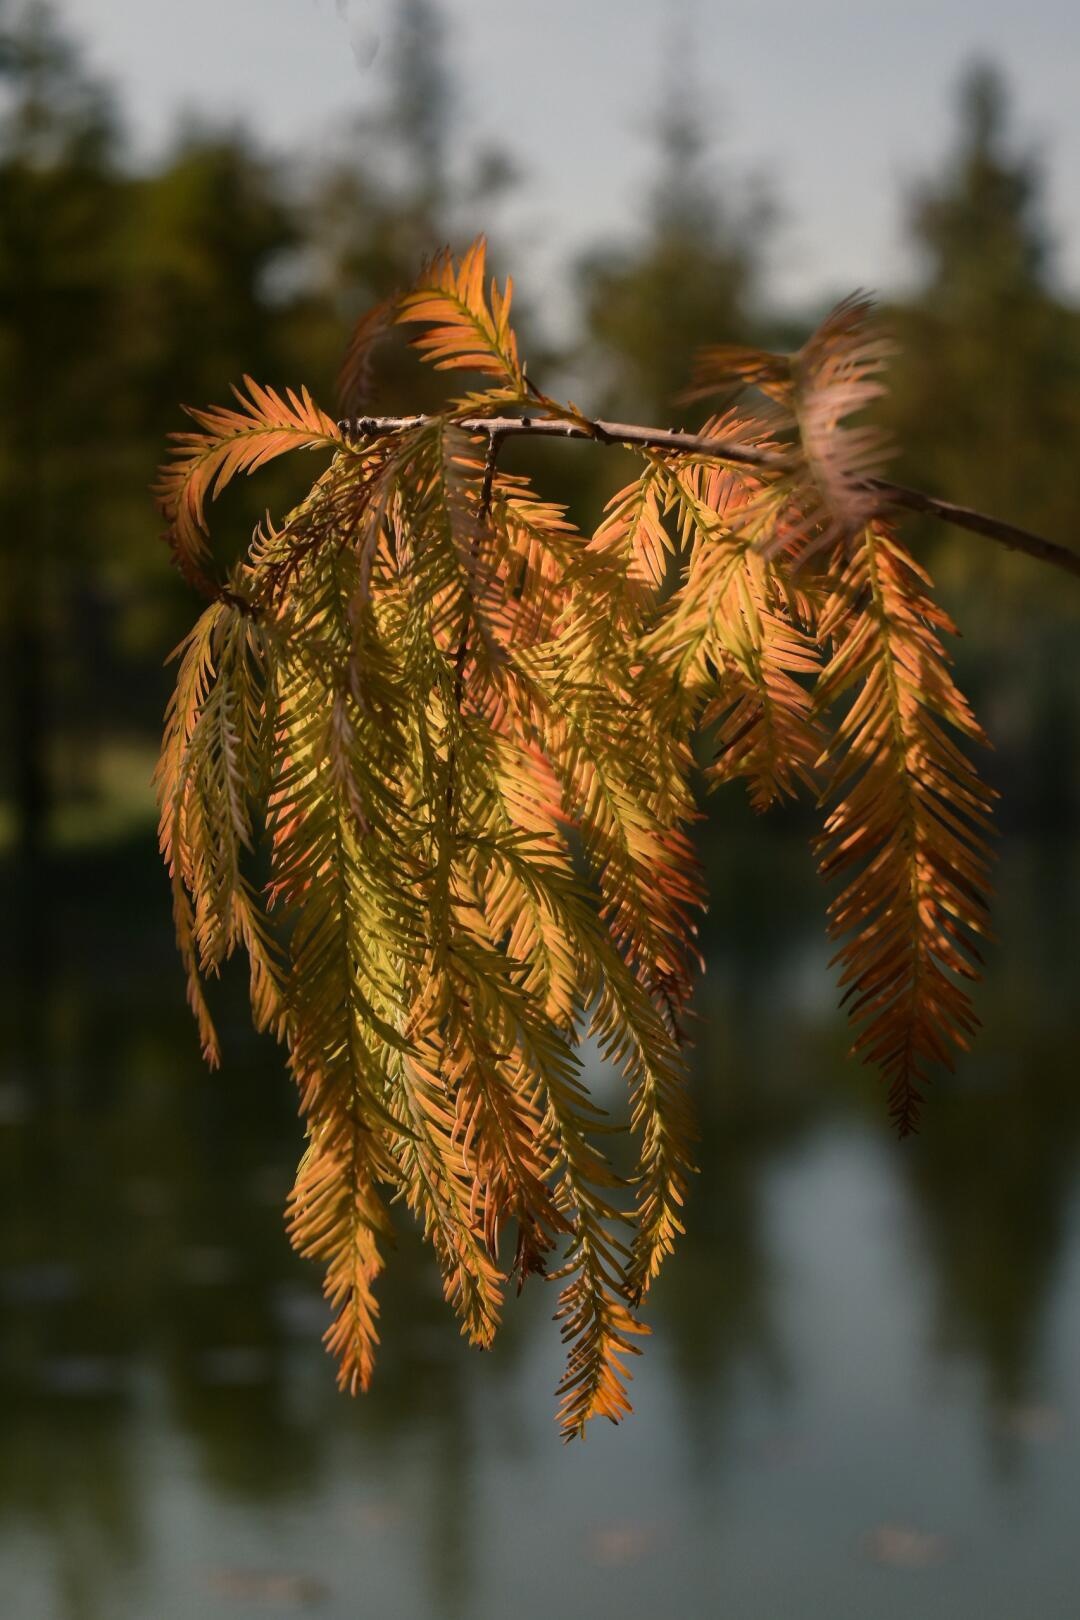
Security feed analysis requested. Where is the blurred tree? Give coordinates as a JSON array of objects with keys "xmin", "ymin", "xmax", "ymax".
[
  {"xmin": 912, "ymin": 62, "xmax": 1049, "ymax": 311},
  {"xmin": 575, "ymin": 44, "xmax": 776, "ymax": 427},
  {"xmin": 0, "ymin": 0, "xmax": 125, "ymax": 858},
  {"xmin": 561, "ymin": 37, "xmax": 781, "ymax": 542},
  {"xmin": 0, "ymin": 0, "xmax": 516, "ymax": 849},
  {"xmin": 104, "ymin": 124, "xmax": 300, "ymax": 705},
  {"xmin": 388, "ymin": 0, "xmax": 450, "ymax": 210},
  {"xmin": 3, "ymin": 14, "xmax": 1077, "ymax": 858},
  {"xmin": 0, "ymin": 3, "xmax": 313, "ymax": 836},
  {"xmin": 121, "ymin": 125, "xmax": 297, "ymax": 413},
  {"xmin": 881, "ymin": 59, "xmax": 1080, "ymax": 823},
  {"xmin": 279, "ymin": 0, "xmax": 519, "ymax": 416},
  {"xmin": 884, "ymin": 61, "xmax": 1080, "ymax": 544}
]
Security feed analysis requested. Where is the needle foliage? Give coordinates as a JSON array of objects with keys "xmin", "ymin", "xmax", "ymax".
[{"xmin": 156, "ymin": 239, "xmax": 994, "ymax": 1437}]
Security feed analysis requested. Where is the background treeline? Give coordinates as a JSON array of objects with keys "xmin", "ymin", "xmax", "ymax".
[{"xmin": 2, "ymin": 0, "xmax": 1078, "ymax": 861}]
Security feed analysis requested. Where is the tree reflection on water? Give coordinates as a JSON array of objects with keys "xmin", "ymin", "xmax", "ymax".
[{"xmin": 2, "ymin": 830, "xmax": 1079, "ymax": 1619}]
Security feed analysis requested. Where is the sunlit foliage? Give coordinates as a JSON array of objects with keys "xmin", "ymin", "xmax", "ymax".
[{"xmin": 156, "ymin": 238, "xmax": 993, "ymax": 1437}]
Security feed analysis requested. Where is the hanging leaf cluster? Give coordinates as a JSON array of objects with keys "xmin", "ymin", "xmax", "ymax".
[{"xmin": 155, "ymin": 238, "xmax": 994, "ymax": 1438}]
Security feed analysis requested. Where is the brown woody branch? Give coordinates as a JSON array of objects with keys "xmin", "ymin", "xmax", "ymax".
[
  {"xmin": 863, "ymin": 480, "xmax": 1080, "ymax": 580},
  {"xmin": 339, "ymin": 412, "xmax": 1080, "ymax": 582}
]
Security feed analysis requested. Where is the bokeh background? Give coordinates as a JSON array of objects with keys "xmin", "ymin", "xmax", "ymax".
[{"xmin": 2, "ymin": 2, "xmax": 1079, "ymax": 1616}]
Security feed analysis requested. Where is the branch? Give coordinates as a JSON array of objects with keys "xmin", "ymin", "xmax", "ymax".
[
  {"xmin": 340, "ymin": 413, "xmax": 792, "ymax": 470},
  {"xmin": 866, "ymin": 479, "xmax": 1080, "ymax": 582},
  {"xmin": 339, "ymin": 413, "xmax": 1080, "ymax": 582}
]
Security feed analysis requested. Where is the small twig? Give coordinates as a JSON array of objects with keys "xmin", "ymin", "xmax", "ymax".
[{"xmin": 338, "ymin": 412, "xmax": 1080, "ymax": 582}]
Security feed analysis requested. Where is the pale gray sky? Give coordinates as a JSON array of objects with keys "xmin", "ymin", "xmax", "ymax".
[{"xmin": 61, "ymin": 0, "xmax": 1080, "ymax": 325}]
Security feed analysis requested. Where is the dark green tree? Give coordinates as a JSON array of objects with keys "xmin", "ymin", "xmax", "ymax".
[
  {"xmin": 280, "ymin": 0, "xmax": 519, "ymax": 418},
  {"xmin": 881, "ymin": 59, "xmax": 1080, "ymax": 822},
  {"xmin": 104, "ymin": 123, "xmax": 300, "ymax": 709},
  {"xmin": 884, "ymin": 61, "xmax": 1080, "ymax": 539},
  {"xmin": 575, "ymin": 44, "xmax": 775, "ymax": 426},
  {"xmin": 0, "ymin": 0, "xmax": 124, "ymax": 856}
]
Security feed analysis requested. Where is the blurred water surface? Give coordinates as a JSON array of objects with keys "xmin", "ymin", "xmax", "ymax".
[{"xmin": 2, "ymin": 829, "xmax": 1079, "ymax": 1620}]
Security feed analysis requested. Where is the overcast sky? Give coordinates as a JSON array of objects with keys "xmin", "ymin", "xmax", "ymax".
[{"xmin": 61, "ymin": 0, "xmax": 1080, "ymax": 325}]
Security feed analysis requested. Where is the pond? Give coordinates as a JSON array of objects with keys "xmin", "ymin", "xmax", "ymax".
[{"xmin": 2, "ymin": 828, "xmax": 1079, "ymax": 1618}]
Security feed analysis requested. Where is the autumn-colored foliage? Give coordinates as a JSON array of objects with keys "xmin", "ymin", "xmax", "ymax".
[{"xmin": 155, "ymin": 238, "xmax": 994, "ymax": 1437}]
